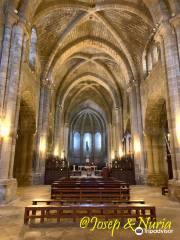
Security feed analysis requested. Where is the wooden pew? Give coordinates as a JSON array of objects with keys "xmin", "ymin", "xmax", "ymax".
[
  {"xmin": 52, "ymin": 178, "xmax": 127, "ymax": 183},
  {"xmin": 53, "ymin": 177, "xmax": 124, "ymax": 183},
  {"xmin": 24, "ymin": 204, "xmax": 156, "ymax": 224},
  {"xmin": 51, "ymin": 179, "xmax": 129, "ymax": 193},
  {"xmin": 51, "ymin": 187, "xmax": 130, "ymax": 201},
  {"xmin": 51, "ymin": 182, "xmax": 129, "ymax": 189},
  {"xmin": 32, "ymin": 198, "xmax": 145, "ymax": 205}
]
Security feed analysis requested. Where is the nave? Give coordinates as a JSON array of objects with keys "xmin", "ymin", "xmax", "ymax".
[{"xmin": 0, "ymin": 0, "xmax": 180, "ymax": 239}]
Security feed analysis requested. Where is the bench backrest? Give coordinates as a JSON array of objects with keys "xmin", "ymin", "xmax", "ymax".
[{"xmin": 51, "ymin": 187, "xmax": 130, "ymax": 200}]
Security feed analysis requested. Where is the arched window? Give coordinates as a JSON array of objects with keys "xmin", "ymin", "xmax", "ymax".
[
  {"xmin": 83, "ymin": 133, "xmax": 92, "ymax": 153},
  {"xmin": 152, "ymin": 45, "xmax": 158, "ymax": 64},
  {"xmin": 147, "ymin": 51, "xmax": 152, "ymax": 73},
  {"xmin": 73, "ymin": 132, "xmax": 80, "ymax": 152},
  {"xmin": 95, "ymin": 132, "xmax": 102, "ymax": 151},
  {"xmin": 29, "ymin": 28, "xmax": 37, "ymax": 70}
]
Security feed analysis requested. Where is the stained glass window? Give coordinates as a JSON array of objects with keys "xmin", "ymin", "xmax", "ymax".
[
  {"xmin": 73, "ymin": 132, "xmax": 80, "ymax": 152},
  {"xmin": 95, "ymin": 132, "xmax": 102, "ymax": 151}
]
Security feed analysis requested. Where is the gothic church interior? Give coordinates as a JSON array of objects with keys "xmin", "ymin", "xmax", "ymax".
[{"xmin": 0, "ymin": 1, "xmax": 180, "ymax": 240}]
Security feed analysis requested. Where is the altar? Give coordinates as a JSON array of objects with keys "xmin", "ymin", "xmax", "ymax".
[
  {"xmin": 78, "ymin": 165, "xmax": 97, "ymax": 171},
  {"xmin": 72, "ymin": 165, "xmax": 97, "ymax": 177}
]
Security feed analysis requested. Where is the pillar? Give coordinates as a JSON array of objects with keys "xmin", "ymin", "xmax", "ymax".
[
  {"xmin": 64, "ymin": 122, "xmax": 69, "ymax": 158},
  {"xmin": 33, "ymin": 79, "xmax": 52, "ymax": 184},
  {"xmin": 0, "ymin": 10, "xmax": 18, "ymax": 110},
  {"xmin": 53, "ymin": 104, "xmax": 63, "ymax": 157},
  {"xmin": 128, "ymin": 81, "xmax": 145, "ymax": 183},
  {"xmin": 155, "ymin": 20, "xmax": 180, "ymax": 200},
  {"xmin": 0, "ymin": 12, "xmax": 25, "ymax": 202},
  {"xmin": 146, "ymin": 133, "xmax": 168, "ymax": 186},
  {"xmin": 107, "ymin": 123, "xmax": 112, "ymax": 167},
  {"xmin": 113, "ymin": 107, "xmax": 123, "ymax": 156}
]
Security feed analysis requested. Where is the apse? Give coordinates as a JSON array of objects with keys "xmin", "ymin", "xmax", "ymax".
[{"xmin": 68, "ymin": 108, "xmax": 107, "ymax": 168}]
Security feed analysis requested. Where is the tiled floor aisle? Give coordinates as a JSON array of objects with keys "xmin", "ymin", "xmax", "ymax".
[{"xmin": 0, "ymin": 185, "xmax": 179, "ymax": 240}]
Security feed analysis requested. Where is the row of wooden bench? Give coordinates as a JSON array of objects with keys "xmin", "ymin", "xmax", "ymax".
[
  {"xmin": 52, "ymin": 178, "xmax": 125, "ymax": 185},
  {"xmin": 24, "ymin": 204, "xmax": 156, "ymax": 224},
  {"xmin": 24, "ymin": 198, "xmax": 156, "ymax": 224},
  {"xmin": 51, "ymin": 187, "xmax": 130, "ymax": 201},
  {"xmin": 51, "ymin": 178, "xmax": 130, "ymax": 200},
  {"xmin": 24, "ymin": 178, "xmax": 156, "ymax": 225},
  {"xmin": 52, "ymin": 182, "xmax": 128, "ymax": 189}
]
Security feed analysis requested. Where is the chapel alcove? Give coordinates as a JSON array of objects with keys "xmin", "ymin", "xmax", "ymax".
[{"xmin": 68, "ymin": 108, "xmax": 107, "ymax": 169}]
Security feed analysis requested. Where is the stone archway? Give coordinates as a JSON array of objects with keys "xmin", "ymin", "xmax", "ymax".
[
  {"xmin": 145, "ymin": 98, "xmax": 172, "ymax": 186},
  {"xmin": 68, "ymin": 108, "xmax": 107, "ymax": 169},
  {"xmin": 13, "ymin": 98, "xmax": 36, "ymax": 186}
]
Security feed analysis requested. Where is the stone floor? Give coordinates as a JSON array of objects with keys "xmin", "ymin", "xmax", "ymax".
[{"xmin": 0, "ymin": 185, "xmax": 180, "ymax": 240}]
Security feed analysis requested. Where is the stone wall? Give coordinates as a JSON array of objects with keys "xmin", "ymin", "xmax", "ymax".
[{"xmin": 141, "ymin": 62, "xmax": 166, "ymax": 127}]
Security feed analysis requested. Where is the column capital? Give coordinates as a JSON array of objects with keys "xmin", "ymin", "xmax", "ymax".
[
  {"xmin": 170, "ymin": 14, "xmax": 180, "ymax": 28},
  {"xmin": 114, "ymin": 106, "xmax": 121, "ymax": 111},
  {"xmin": 56, "ymin": 104, "xmax": 63, "ymax": 110},
  {"xmin": 154, "ymin": 30, "xmax": 163, "ymax": 44},
  {"xmin": 65, "ymin": 122, "xmax": 69, "ymax": 128},
  {"xmin": 16, "ymin": 16, "xmax": 31, "ymax": 38},
  {"xmin": 41, "ymin": 78, "xmax": 55, "ymax": 90},
  {"xmin": 126, "ymin": 79, "xmax": 138, "ymax": 93},
  {"xmin": 126, "ymin": 83, "xmax": 132, "ymax": 93},
  {"xmin": 155, "ymin": 22, "xmax": 174, "ymax": 41},
  {"xmin": 4, "ymin": 8, "xmax": 19, "ymax": 27}
]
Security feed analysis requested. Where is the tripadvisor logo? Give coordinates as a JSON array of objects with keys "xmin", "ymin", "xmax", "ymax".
[
  {"xmin": 135, "ymin": 227, "xmax": 143, "ymax": 236},
  {"xmin": 125, "ymin": 217, "xmax": 174, "ymax": 235}
]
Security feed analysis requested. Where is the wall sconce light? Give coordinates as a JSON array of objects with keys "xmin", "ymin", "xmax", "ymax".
[
  {"xmin": 61, "ymin": 150, "xmax": 65, "ymax": 159},
  {"xmin": 54, "ymin": 146, "xmax": 59, "ymax": 157},
  {"xmin": 111, "ymin": 151, "xmax": 115, "ymax": 160},
  {"xmin": 39, "ymin": 137, "xmax": 46, "ymax": 154},
  {"xmin": 167, "ymin": 133, "xmax": 170, "ymax": 142},
  {"xmin": 0, "ymin": 118, "xmax": 11, "ymax": 139},
  {"xmin": 134, "ymin": 137, "xmax": 141, "ymax": 154},
  {"xmin": 119, "ymin": 146, "xmax": 123, "ymax": 158}
]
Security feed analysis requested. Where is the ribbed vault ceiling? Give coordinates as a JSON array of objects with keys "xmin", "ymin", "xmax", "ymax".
[
  {"xmin": 9, "ymin": 0, "xmax": 165, "ymax": 122},
  {"xmin": 32, "ymin": 0, "xmax": 153, "ymax": 122}
]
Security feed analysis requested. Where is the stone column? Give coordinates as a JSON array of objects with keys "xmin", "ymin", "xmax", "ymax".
[
  {"xmin": 53, "ymin": 104, "xmax": 63, "ymax": 157},
  {"xmin": 170, "ymin": 15, "xmax": 180, "ymax": 60},
  {"xmin": 0, "ymin": 16, "xmax": 25, "ymax": 203},
  {"xmin": 113, "ymin": 107, "xmax": 123, "ymax": 156},
  {"xmin": 80, "ymin": 132, "xmax": 83, "ymax": 165},
  {"xmin": 128, "ymin": 82, "xmax": 145, "ymax": 183},
  {"xmin": 33, "ymin": 79, "xmax": 51, "ymax": 184},
  {"xmin": 112, "ymin": 124, "xmax": 116, "ymax": 156},
  {"xmin": 146, "ymin": 133, "xmax": 167, "ymax": 186},
  {"xmin": 64, "ymin": 122, "xmax": 69, "ymax": 158},
  {"xmin": 0, "ymin": 10, "xmax": 18, "ymax": 111},
  {"xmin": 156, "ymin": 21, "xmax": 180, "ymax": 201},
  {"xmin": 107, "ymin": 123, "xmax": 112, "ymax": 166}
]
